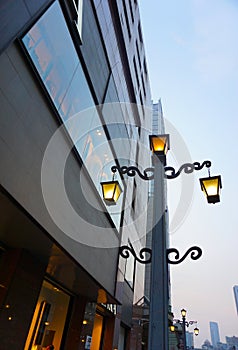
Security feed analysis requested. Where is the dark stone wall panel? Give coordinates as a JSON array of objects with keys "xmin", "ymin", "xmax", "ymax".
[{"xmin": 0, "ymin": 0, "xmax": 51, "ymax": 53}]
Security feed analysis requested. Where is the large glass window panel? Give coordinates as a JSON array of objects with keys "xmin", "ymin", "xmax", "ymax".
[
  {"xmin": 22, "ymin": 2, "xmax": 79, "ymax": 111},
  {"xmin": 58, "ymin": 64, "xmax": 95, "ymax": 122},
  {"xmin": 22, "ymin": 1, "xmax": 123, "ymax": 230}
]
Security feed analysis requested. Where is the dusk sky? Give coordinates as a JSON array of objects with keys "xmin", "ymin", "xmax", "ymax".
[{"xmin": 139, "ymin": 0, "xmax": 238, "ymax": 347}]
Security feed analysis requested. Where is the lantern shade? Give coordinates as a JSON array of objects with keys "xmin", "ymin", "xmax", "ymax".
[
  {"xmin": 170, "ymin": 325, "xmax": 175, "ymax": 332},
  {"xmin": 199, "ymin": 175, "xmax": 222, "ymax": 204},
  {"xmin": 149, "ymin": 134, "xmax": 170, "ymax": 156},
  {"xmin": 194, "ymin": 327, "xmax": 199, "ymax": 336},
  {"xmin": 181, "ymin": 308, "xmax": 187, "ymax": 318},
  {"xmin": 101, "ymin": 180, "xmax": 122, "ymax": 205}
]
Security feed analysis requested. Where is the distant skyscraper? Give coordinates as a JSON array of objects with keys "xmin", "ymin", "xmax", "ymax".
[
  {"xmin": 186, "ymin": 331, "xmax": 194, "ymax": 348},
  {"xmin": 233, "ymin": 286, "xmax": 238, "ymax": 315},
  {"xmin": 210, "ymin": 321, "xmax": 221, "ymax": 348}
]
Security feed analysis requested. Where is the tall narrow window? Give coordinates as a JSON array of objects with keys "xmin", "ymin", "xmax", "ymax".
[
  {"xmin": 122, "ymin": 0, "xmax": 131, "ymax": 39},
  {"xmin": 138, "ymin": 21, "xmax": 143, "ymax": 44},
  {"xmin": 133, "ymin": 56, "xmax": 139, "ymax": 88},
  {"xmin": 71, "ymin": 0, "xmax": 83, "ymax": 42}
]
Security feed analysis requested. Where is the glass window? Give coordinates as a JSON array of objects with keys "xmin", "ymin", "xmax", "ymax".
[
  {"xmin": 72, "ymin": 0, "xmax": 83, "ymax": 42},
  {"xmin": 22, "ymin": 1, "xmax": 123, "ymax": 230},
  {"xmin": 24, "ymin": 280, "xmax": 70, "ymax": 350},
  {"xmin": 79, "ymin": 303, "xmax": 104, "ymax": 350},
  {"xmin": 122, "ymin": 0, "xmax": 131, "ymax": 39},
  {"xmin": 81, "ymin": 0, "xmax": 110, "ymax": 103},
  {"xmin": 22, "ymin": 2, "xmax": 79, "ymax": 111}
]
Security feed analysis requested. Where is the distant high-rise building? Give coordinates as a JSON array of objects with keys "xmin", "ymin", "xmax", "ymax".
[
  {"xmin": 233, "ymin": 286, "xmax": 238, "ymax": 315},
  {"xmin": 210, "ymin": 321, "xmax": 221, "ymax": 348},
  {"xmin": 186, "ymin": 331, "xmax": 194, "ymax": 348}
]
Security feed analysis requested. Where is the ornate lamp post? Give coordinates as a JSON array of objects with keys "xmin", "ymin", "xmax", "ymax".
[
  {"xmin": 172, "ymin": 308, "xmax": 199, "ymax": 349},
  {"xmin": 101, "ymin": 134, "xmax": 221, "ymax": 350}
]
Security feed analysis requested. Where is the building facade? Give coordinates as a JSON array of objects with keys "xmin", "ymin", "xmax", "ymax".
[
  {"xmin": 226, "ymin": 335, "xmax": 238, "ymax": 349},
  {"xmin": 186, "ymin": 331, "xmax": 194, "ymax": 349},
  {"xmin": 233, "ymin": 286, "xmax": 238, "ymax": 316},
  {"xmin": 210, "ymin": 322, "xmax": 221, "ymax": 349},
  {"xmin": 0, "ymin": 1, "xmax": 152, "ymax": 349}
]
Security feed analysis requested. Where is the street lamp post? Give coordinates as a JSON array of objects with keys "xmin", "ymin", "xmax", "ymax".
[
  {"xmin": 173, "ymin": 308, "xmax": 199, "ymax": 349},
  {"xmin": 148, "ymin": 139, "xmax": 168, "ymax": 349},
  {"xmin": 101, "ymin": 134, "xmax": 221, "ymax": 350},
  {"xmin": 181, "ymin": 308, "xmax": 188, "ymax": 349}
]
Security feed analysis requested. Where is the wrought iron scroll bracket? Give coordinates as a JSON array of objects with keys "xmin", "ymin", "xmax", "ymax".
[
  {"xmin": 164, "ymin": 160, "xmax": 211, "ymax": 179},
  {"xmin": 119, "ymin": 242, "xmax": 152, "ymax": 264},
  {"xmin": 119, "ymin": 244, "xmax": 202, "ymax": 265},
  {"xmin": 167, "ymin": 246, "xmax": 202, "ymax": 265},
  {"xmin": 173, "ymin": 319, "xmax": 197, "ymax": 327},
  {"xmin": 111, "ymin": 165, "xmax": 154, "ymax": 180},
  {"xmin": 111, "ymin": 160, "xmax": 211, "ymax": 181}
]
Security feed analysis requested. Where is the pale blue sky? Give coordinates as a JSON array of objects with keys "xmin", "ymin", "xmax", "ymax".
[{"xmin": 139, "ymin": 0, "xmax": 238, "ymax": 347}]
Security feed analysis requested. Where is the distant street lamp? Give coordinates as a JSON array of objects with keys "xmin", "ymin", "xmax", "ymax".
[
  {"xmin": 172, "ymin": 308, "xmax": 199, "ymax": 349},
  {"xmin": 194, "ymin": 327, "xmax": 199, "ymax": 336},
  {"xmin": 101, "ymin": 133, "xmax": 221, "ymax": 350}
]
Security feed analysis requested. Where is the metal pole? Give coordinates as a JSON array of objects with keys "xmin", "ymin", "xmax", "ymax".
[
  {"xmin": 148, "ymin": 154, "xmax": 168, "ymax": 350},
  {"xmin": 182, "ymin": 316, "xmax": 187, "ymax": 349}
]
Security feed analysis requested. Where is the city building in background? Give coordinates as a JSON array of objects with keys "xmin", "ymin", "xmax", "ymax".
[
  {"xmin": 226, "ymin": 335, "xmax": 238, "ymax": 349},
  {"xmin": 210, "ymin": 322, "xmax": 221, "ymax": 349},
  {"xmin": 233, "ymin": 286, "xmax": 238, "ymax": 315},
  {"xmin": 186, "ymin": 331, "xmax": 194, "ymax": 349},
  {"xmin": 0, "ymin": 1, "xmax": 153, "ymax": 349}
]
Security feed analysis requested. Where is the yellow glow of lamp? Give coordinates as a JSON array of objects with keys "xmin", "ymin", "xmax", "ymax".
[
  {"xmin": 194, "ymin": 327, "xmax": 199, "ymax": 336},
  {"xmin": 170, "ymin": 325, "xmax": 175, "ymax": 332},
  {"xmin": 199, "ymin": 175, "xmax": 222, "ymax": 204},
  {"xmin": 181, "ymin": 308, "xmax": 187, "ymax": 318},
  {"xmin": 101, "ymin": 180, "xmax": 122, "ymax": 205},
  {"xmin": 149, "ymin": 134, "xmax": 170, "ymax": 156}
]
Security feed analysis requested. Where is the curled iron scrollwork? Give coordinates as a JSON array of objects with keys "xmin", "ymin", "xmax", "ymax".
[
  {"xmin": 111, "ymin": 160, "xmax": 211, "ymax": 181},
  {"xmin": 167, "ymin": 246, "xmax": 203, "ymax": 265},
  {"xmin": 119, "ymin": 243, "xmax": 152, "ymax": 264},
  {"xmin": 164, "ymin": 160, "xmax": 211, "ymax": 179},
  {"xmin": 111, "ymin": 165, "xmax": 154, "ymax": 180},
  {"xmin": 119, "ymin": 243, "xmax": 202, "ymax": 265}
]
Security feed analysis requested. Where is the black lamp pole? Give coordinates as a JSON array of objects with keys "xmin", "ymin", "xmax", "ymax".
[
  {"xmin": 182, "ymin": 313, "xmax": 187, "ymax": 349},
  {"xmin": 148, "ymin": 152, "xmax": 168, "ymax": 349},
  {"xmin": 174, "ymin": 310, "xmax": 198, "ymax": 350}
]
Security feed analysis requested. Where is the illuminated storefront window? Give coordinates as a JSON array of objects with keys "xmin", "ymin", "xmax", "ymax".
[
  {"xmin": 24, "ymin": 280, "xmax": 70, "ymax": 350},
  {"xmin": 79, "ymin": 301, "xmax": 116, "ymax": 350}
]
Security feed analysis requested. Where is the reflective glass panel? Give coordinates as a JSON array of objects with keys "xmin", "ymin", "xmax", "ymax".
[{"xmin": 22, "ymin": 1, "xmax": 123, "ymax": 229}]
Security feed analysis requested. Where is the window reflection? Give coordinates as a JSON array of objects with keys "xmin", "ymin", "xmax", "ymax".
[
  {"xmin": 22, "ymin": 1, "xmax": 123, "ymax": 229},
  {"xmin": 23, "ymin": 2, "xmax": 78, "ymax": 111},
  {"xmin": 24, "ymin": 280, "xmax": 70, "ymax": 350}
]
